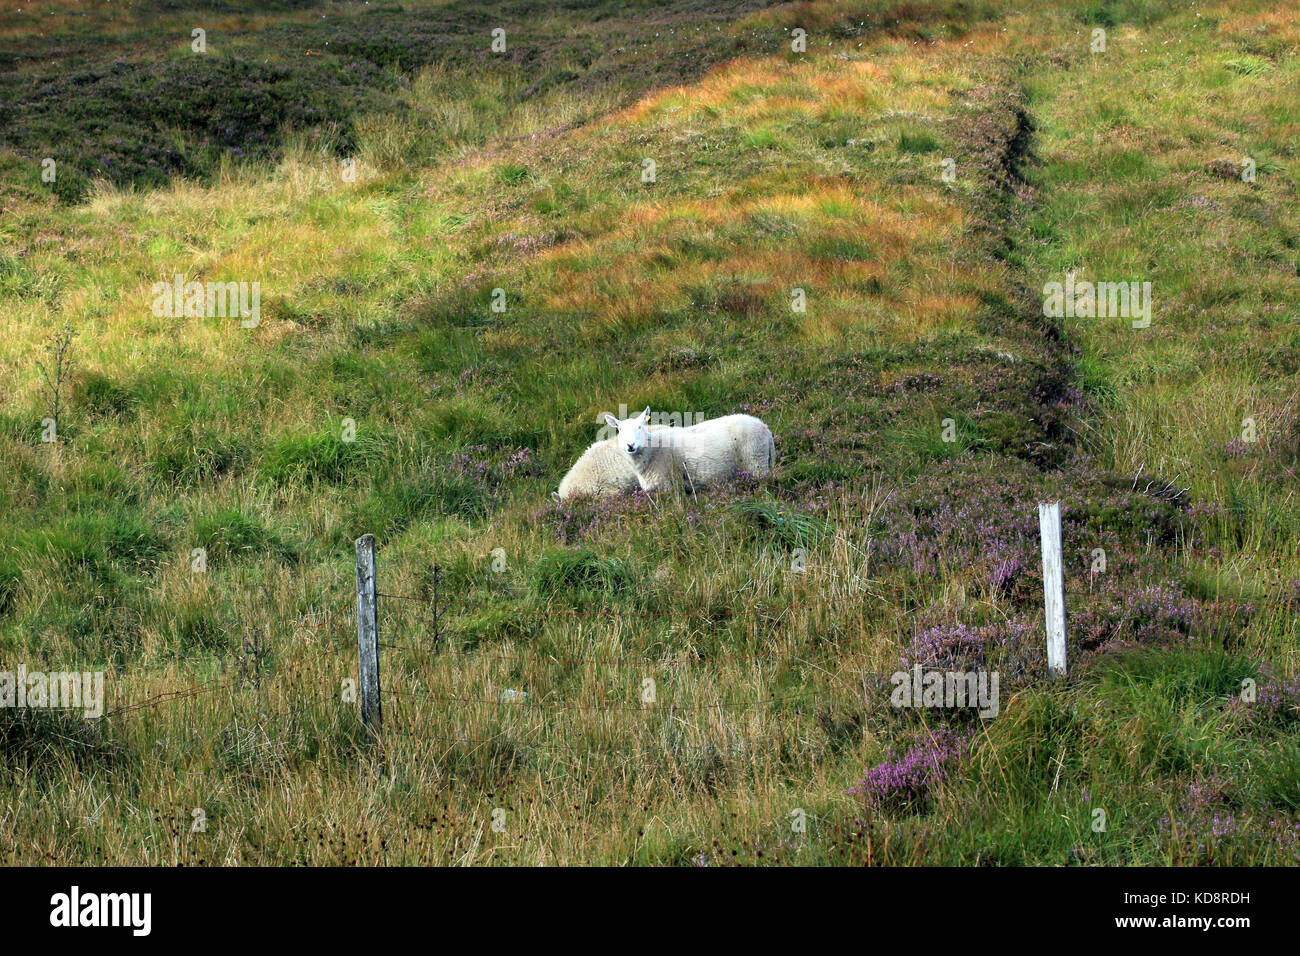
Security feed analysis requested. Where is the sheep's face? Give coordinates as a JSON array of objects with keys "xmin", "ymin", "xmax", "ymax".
[{"xmin": 605, "ymin": 407, "xmax": 652, "ymax": 458}]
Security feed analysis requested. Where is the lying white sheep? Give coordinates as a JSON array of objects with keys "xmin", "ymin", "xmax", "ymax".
[
  {"xmin": 603, "ymin": 406, "xmax": 775, "ymax": 493},
  {"xmin": 556, "ymin": 438, "xmax": 642, "ymax": 501},
  {"xmin": 556, "ymin": 425, "xmax": 671, "ymax": 500}
]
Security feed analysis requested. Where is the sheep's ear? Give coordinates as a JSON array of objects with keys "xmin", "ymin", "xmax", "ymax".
[
  {"xmin": 603, "ymin": 413, "xmax": 620, "ymax": 429},
  {"xmin": 640, "ymin": 406, "xmax": 651, "ymax": 422}
]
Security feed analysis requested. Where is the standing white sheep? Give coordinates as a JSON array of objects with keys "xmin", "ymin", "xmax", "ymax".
[{"xmin": 603, "ymin": 406, "xmax": 775, "ymax": 493}]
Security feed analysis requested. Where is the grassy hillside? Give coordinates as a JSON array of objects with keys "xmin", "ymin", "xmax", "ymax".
[{"xmin": 1, "ymin": 0, "xmax": 1297, "ymax": 865}]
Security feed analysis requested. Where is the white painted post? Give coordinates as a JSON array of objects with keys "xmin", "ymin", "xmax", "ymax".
[
  {"xmin": 1038, "ymin": 502, "xmax": 1068, "ymax": 678},
  {"xmin": 355, "ymin": 534, "xmax": 382, "ymax": 733}
]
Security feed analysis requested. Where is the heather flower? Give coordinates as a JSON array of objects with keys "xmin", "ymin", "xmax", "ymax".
[
  {"xmin": 900, "ymin": 623, "xmax": 988, "ymax": 671},
  {"xmin": 900, "ymin": 618, "xmax": 1037, "ymax": 679},
  {"xmin": 447, "ymin": 444, "xmax": 535, "ymax": 489},
  {"xmin": 1230, "ymin": 668, "xmax": 1300, "ymax": 732},
  {"xmin": 1120, "ymin": 584, "xmax": 1201, "ymax": 644},
  {"xmin": 539, "ymin": 486, "xmax": 657, "ymax": 543},
  {"xmin": 850, "ymin": 728, "xmax": 972, "ymax": 813},
  {"xmin": 1159, "ymin": 777, "xmax": 1300, "ymax": 865},
  {"xmin": 1220, "ymin": 437, "xmax": 1250, "ymax": 459},
  {"xmin": 989, "ymin": 553, "xmax": 1027, "ymax": 597}
]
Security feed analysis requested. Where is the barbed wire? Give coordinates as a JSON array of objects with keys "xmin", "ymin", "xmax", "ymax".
[
  {"xmin": 102, "ymin": 673, "xmax": 240, "ymax": 719},
  {"xmin": 96, "ymin": 590, "xmax": 1295, "ymax": 690},
  {"xmin": 418, "ymin": 599, "xmax": 828, "ymax": 617},
  {"xmin": 96, "ymin": 579, "xmax": 1298, "ymax": 675},
  {"xmin": 82, "ymin": 534, "xmax": 1300, "ymax": 725},
  {"xmin": 403, "ymin": 724, "xmax": 834, "ymax": 759},
  {"xmin": 1172, "ymin": 546, "xmax": 1300, "ymax": 561},
  {"xmin": 386, "ymin": 685, "xmax": 835, "ymax": 713},
  {"xmin": 376, "ymin": 591, "xmax": 1299, "ymax": 621},
  {"xmin": 101, "ymin": 662, "xmax": 306, "ymax": 719},
  {"xmin": 392, "ymin": 646, "xmax": 800, "ymax": 665},
  {"xmin": 540, "ymin": 516, "xmax": 1300, "ymax": 563}
]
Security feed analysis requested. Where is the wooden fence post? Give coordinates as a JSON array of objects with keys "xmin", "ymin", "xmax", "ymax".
[
  {"xmin": 355, "ymin": 534, "xmax": 382, "ymax": 733},
  {"xmin": 1038, "ymin": 502, "xmax": 1068, "ymax": 678}
]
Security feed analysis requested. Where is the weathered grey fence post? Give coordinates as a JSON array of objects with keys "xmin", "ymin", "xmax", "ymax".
[
  {"xmin": 355, "ymin": 534, "xmax": 382, "ymax": 733},
  {"xmin": 1038, "ymin": 502, "xmax": 1068, "ymax": 678}
]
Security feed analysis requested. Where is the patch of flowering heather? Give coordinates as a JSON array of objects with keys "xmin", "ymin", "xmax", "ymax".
[
  {"xmin": 1158, "ymin": 778, "xmax": 1237, "ymax": 863},
  {"xmin": 1069, "ymin": 600, "xmax": 1119, "ymax": 652},
  {"xmin": 1072, "ymin": 578, "xmax": 1211, "ymax": 653},
  {"xmin": 901, "ymin": 623, "xmax": 986, "ymax": 671},
  {"xmin": 1219, "ymin": 437, "xmax": 1251, "ymax": 459},
  {"xmin": 766, "ymin": 457, "xmax": 1192, "ymax": 615},
  {"xmin": 1229, "ymin": 667, "xmax": 1300, "ymax": 732},
  {"xmin": 447, "ymin": 444, "xmax": 536, "ymax": 490},
  {"xmin": 493, "ymin": 231, "xmax": 560, "ymax": 255},
  {"xmin": 900, "ymin": 617, "xmax": 1039, "ymax": 678},
  {"xmin": 539, "ymin": 488, "xmax": 658, "ymax": 544},
  {"xmin": 735, "ymin": 397, "xmax": 779, "ymax": 415},
  {"xmin": 687, "ymin": 471, "xmax": 767, "ymax": 509},
  {"xmin": 1284, "ymin": 578, "xmax": 1300, "ymax": 605},
  {"xmin": 1158, "ymin": 778, "xmax": 1300, "ymax": 864},
  {"xmin": 783, "ymin": 426, "xmax": 871, "ymax": 475},
  {"xmin": 453, "ymin": 364, "xmax": 507, "ymax": 395},
  {"xmin": 1118, "ymin": 584, "xmax": 1202, "ymax": 645},
  {"xmin": 849, "ymin": 728, "xmax": 973, "ymax": 813},
  {"xmin": 814, "ymin": 459, "xmax": 1049, "ymax": 577},
  {"xmin": 882, "ymin": 372, "xmax": 944, "ymax": 394},
  {"xmin": 989, "ymin": 552, "xmax": 1028, "ymax": 598},
  {"xmin": 1056, "ymin": 383, "xmax": 1085, "ymax": 406},
  {"xmin": 1185, "ymin": 497, "xmax": 1226, "ymax": 525}
]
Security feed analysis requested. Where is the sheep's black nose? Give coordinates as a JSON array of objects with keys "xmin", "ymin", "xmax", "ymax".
[{"xmin": 626, "ymin": 444, "xmax": 635, "ymax": 453}]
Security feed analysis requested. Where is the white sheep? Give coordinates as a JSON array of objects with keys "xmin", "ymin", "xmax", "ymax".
[
  {"xmin": 556, "ymin": 438, "xmax": 643, "ymax": 501},
  {"xmin": 555, "ymin": 424, "xmax": 671, "ymax": 500},
  {"xmin": 603, "ymin": 407, "xmax": 775, "ymax": 493}
]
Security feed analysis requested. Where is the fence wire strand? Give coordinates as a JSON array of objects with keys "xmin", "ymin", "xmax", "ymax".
[{"xmin": 85, "ymin": 535, "xmax": 1300, "ymax": 727}]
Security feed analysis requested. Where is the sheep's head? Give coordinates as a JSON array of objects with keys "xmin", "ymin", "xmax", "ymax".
[{"xmin": 604, "ymin": 406, "xmax": 652, "ymax": 458}]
